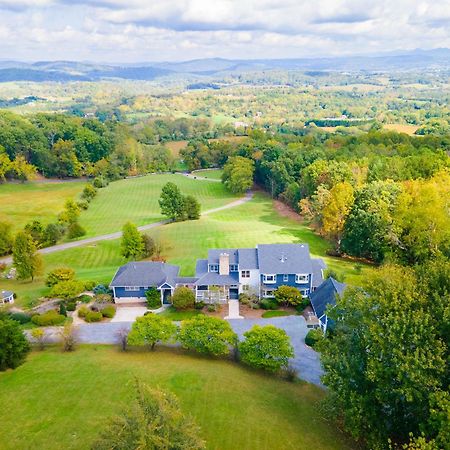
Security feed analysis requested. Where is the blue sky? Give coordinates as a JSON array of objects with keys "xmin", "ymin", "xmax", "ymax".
[{"xmin": 0, "ymin": 0, "xmax": 449, "ymax": 62}]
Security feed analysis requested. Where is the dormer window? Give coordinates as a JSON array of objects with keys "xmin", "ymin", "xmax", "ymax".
[
  {"xmin": 209, "ymin": 264, "xmax": 219, "ymax": 272},
  {"xmin": 230, "ymin": 264, "xmax": 238, "ymax": 272},
  {"xmin": 295, "ymin": 274, "xmax": 309, "ymax": 284}
]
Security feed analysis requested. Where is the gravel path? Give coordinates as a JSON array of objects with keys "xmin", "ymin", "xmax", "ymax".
[{"xmin": 0, "ymin": 191, "xmax": 253, "ymax": 264}]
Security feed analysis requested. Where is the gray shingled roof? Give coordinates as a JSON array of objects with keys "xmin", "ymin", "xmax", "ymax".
[
  {"xmin": 311, "ymin": 258, "xmax": 326, "ymax": 288},
  {"xmin": 208, "ymin": 248, "xmax": 239, "ymax": 265},
  {"xmin": 195, "ymin": 272, "xmax": 239, "ymax": 286},
  {"xmin": 110, "ymin": 262, "xmax": 180, "ymax": 288},
  {"xmin": 310, "ymin": 277, "xmax": 346, "ymax": 321},
  {"xmin": 257, "ymin": 243, "xmax": 313, "ymax": 274},
  {"xmin": 238, "ymin": 248, "xmax": 259, "ymax": 269},
  {"xmin": 175, "ymin": 277, "xmax": 198, "ymax": 284},
  {"xmin": 195, "ymin": 259, "xmax": 208, "ymax": 277},
  {"xmin": 1, "ymin": 290, "xmax": 13, "ymax": 299}
]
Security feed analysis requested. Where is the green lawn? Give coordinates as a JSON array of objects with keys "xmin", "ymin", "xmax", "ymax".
[
  {"xmin": 159, "ymin": 306, "xmax": 204, "ymax": 320},
  {"xmin": 193, "ymin": 169, "xmax": 223, "ymax": 180},
  {"xmin": 78, "ymin": 173, "xmax": 239, "ymax": 237},
  {"xmin": 262, "ymin": 310, "xmax": 297, "ymax": 318},
  {"xmin": 0, "ymin": 181, "xmax": 84, "ymax": 232},
  {"xmin": 0, "ymin": 346, "xmax": 353, "ymax": 450},
  {"xmin": 1, "ymin": 191, "xmax": 376, "ymax": 308}
]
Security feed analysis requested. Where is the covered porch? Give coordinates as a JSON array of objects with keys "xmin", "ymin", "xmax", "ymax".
[{"xmin": 195, "ymin": 284, "xmax": 239, "ymax": 304}]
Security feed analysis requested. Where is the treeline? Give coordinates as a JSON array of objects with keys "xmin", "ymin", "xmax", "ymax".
[
  {"xmin": 0, "ymin": 112, "xmax": 232, "ymax": 181},
  {"xmin": 182, "ymin": 129, "xmax": 450, "ymax": 265}
]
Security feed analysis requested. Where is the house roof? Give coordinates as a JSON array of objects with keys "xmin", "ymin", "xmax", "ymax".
[
  {"xmin": 310, "ymin": 277, "xmax": 346, "ymax": 321},
  {"xmin": 195, "ymin": 272, "xmax": 239, "ymax": 286},
  {"xmin": 110, "ymin": 262, "xmax": 180, "ymax": 288},
  {"xmin": 311, "ymin": 258, "xmax": 326, "ymax": 288},
  {"xmin": 257, "ymin": 243, "xmax": 313, "ymax": 274},
  {"xmin": 195, "ymin": 259, "xmax": 208, "ymax": 277},
  {"xmin": 208, "ymin": 248, "xmax": 239, "ymax": 265},
  {"xmin": 238, "ymin": 248, "xmax": 259, "ymax": 269},
  {"xmin": 1, "ymin": 290, "xmax": 13, "ymax": 299},
  {"xmin": 175, "ymin": 277, "xmax": 198, "ymax": 284}
]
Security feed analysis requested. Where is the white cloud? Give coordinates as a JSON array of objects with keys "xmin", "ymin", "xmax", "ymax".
[{"xmin": 0, "ymin": 0, "xmax": 448, "ymax": 61}]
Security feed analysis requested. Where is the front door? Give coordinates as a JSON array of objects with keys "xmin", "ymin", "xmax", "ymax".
[{"xmin": 163, "ymin": 289, "xmax": 172, "ymax": 304}]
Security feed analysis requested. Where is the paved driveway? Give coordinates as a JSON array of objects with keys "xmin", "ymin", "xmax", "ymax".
[
  {"xmin": 76, "ymin": 315, "xmax": 323, "ymax": 386},
  {"xmin": 111, "ymin": 306, "xmax": 147, "ymax": 322}
]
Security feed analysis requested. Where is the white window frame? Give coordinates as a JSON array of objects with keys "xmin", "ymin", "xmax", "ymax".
[
  {"xmin": 241, "ymin": 270, "xmax": 250, "ymax": 278},
  {"xmin": 300, "ymin": 288, "xmax": 310, "ymax": 297},
  {"xmin": 209, "ymin": 264, "xmax": 219, "ymax": 273},
  {"xmin": 283, "ymin": 274, "xmax": 289, "ymax": 282},
  {"xmin": 263, "ymin": 289, "xmax": 275, "ymax": 298},
  {"xmin": 295, "ymin": 274, "xmax": 309, "ymax": 284},
  {"xmin": 230, "ymin": 264, "xmax": 238, "ymax": 272},
  {"xmin": 242, "ymin": 284, "xmax": 250, "ymax": 292},
  {"xmin": 124, "ymin": 286, "xmax": 140, "ymax": 291},
  {"xmin": 263, "ymin": 274, "xmax": 276, "ymax": 284}
]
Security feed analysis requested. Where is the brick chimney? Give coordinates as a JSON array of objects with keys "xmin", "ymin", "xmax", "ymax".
[{"xmin": 219, "ymin": 253, "xmax": 230, "ymax": 275}]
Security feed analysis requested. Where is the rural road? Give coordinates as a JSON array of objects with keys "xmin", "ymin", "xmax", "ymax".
[{"xmin": 0, "ymin": 191, "xmax": 253, "ymax": 264}]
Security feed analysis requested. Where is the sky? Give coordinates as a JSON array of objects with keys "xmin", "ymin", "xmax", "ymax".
[{"xmin": 0, "ymin": 0, "xmax": 449, "ymax": 63}]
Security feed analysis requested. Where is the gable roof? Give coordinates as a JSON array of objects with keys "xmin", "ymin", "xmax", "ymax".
[
  {"xmin": 1, "ymin": 290, "xmax": 13, "ymax": 299},
  {"xmin": 195, "ymin": 272, "xmax": 239, "ymax": 286},
  {"xmin": 311, "ymin": 258, "xmax": 326, "ymax": 288},
  {"xmin": 208, "ymin": 248, "xmax": 238, "ymax": 265},
  {"xmin": 310, "ymin": 277, "xmax": 346, "ymax": 321},
  {"xmin": 257, "ymin": 243, "xmax": 313, "ymax": 274},
  {"xmin": 195, "ymin": 259, "xmax": 208, "ymax": 277},
  {"xmin": 110, "ymin": 262, "xmax": 180, "ymax": 288},
  {"xmin": 238, "ymin": 248, "xmax": 259, "ymax": 269}
]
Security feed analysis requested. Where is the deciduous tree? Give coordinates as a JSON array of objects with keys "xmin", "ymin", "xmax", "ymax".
[
  {"xmin": 12, "ymin": 231, "xmax": 43, "ymax": 281},
  {"xmin": 121, "ymin": 222, "xmax": 144, "ymax": 260},
  {"xmin": 127, "ymin": 314, "xmax": 176, "ymax": 350}
]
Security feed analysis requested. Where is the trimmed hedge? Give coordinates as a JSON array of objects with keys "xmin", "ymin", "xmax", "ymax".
[
  {"xmin": 85, "ymin": 311, "xmax": 103, "ymax": 323},
  {"xmin": 9, "ymin": 312, "xmax": 31, "ymax": 324},
  {"xmin": 31, "ymin": 310, "xmax": 65, "ymax": 326},
  {"xmin": 101, "ymin": 305, "xmax": 116, "ymax": 319}
]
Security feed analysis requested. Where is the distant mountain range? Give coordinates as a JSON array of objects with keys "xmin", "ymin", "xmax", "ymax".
[{"xmin": 0, "ymin": 49, "xmax": 449, "ymax": 82}]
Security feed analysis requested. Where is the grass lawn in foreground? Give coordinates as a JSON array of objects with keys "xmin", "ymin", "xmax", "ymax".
[
  {"xmin": 262, "ymin": 310, "xmax": 297, "ymax": 318},
  {"xmin": 78, "ymin": 173, "xmax": 239, "ymax": 237},
  {"xmin": 0, "ymin": 346, "xmax": 353, "ymax": 450},
  {"xmin": 1, "ymin": 191, "xmax": 376, "ymax": 308},
  {"xmin": 0, "ymin": 180, "xmax": 84, "ymax": 232},
  {"xmin": 158, "ymin": 306, "xmax": 204, "ymax": 320}
]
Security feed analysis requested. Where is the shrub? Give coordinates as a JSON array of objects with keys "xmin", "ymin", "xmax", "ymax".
[
  {"xmin": 93, "ymin": 176, "xmax": 109, "ymax": 188},
  {"xmin": 31, "ymin": 328, "xmax": 46, "ymax": 350},
  {"xmin": 142, "ymin": 234, "xmax": 155, "ymax": 258},
  {"xmin": 207, "ymin": 304, "xmax": 217, "ymax": 312},
  {"xmin": 9, "ymin": 312, "xmax": 31, "ymax": 324},
  {"xmin": 50, "ymin": 280, "xmax": 85, "ymax": 299},
  {"xmin": 101, "ymin": 305, "xmax": 116, "ymax": 319},
  {"xmin": 274, "ymin": 285, "xmax": 302, "ymax": 306},
  {"xmin": 178, "ymin": 315, "xmax": 237, "ymax": 356},
  {"xmin": 93, "ymin": 284, "xmax": 110, "ymax": 295},
  {"xmin": 0, "ymin": 318, "xmax": 30, "ymax": 370},
  {"xmin": 84, "ymin": 280, "xmax": 96, "ymax": 291},
  {"xmin": 305, "ymin": 329, "xmax": 324, "ymax": 348},
  {"xmin": 46, "ymin": 267, "xmax": 76, "ymax": 287},
  {"xmin": 65, "ymin": 301, "xmax": 77, "ymax": 311},
  {"xmin": 295, "ymin": 298, "xmax": 311, "ymax": 313},
  {"xmin": 260, "ymin": 298, "xmax": 279, "ymax": 310},
  {"xmin": 81, "ymin": 183, "xmax": 98, "ymax": 202},
  {"xmin": 85, "ymin": 311, "xmax": 103, "ymax": 323},
  {"xmin": 59, "ymin": 302, "xmax": 67, "ymax": 317},
  {"xmin": 239, "ymin": 325, "xmax": 294, "ymax": 372},
  {"xmin": 59, "ymin": 323, "xmax": 76, "ymax": 352},
  {"xmin": 128, "ymin": 314, "xmax": 177, "ymax": 350},
  {"xmin": 31, "ymin": 310, "xmax": 65, "ymax": 326},
  {"xmin": 67, "ymin": 222, "xmax": 86, "ymax": 239},
  {"xmin": 94, "ymin": 293, "xmax": 112, "ymax": 303},
  {"xmin": 77, "ymin": 294, "xmax": 92, "ymax": 303},
  {"xmin": 77, "ymin": 306, "xmax": 90, "ymax": 318},
  {"xmin": 282, "ymin": 365, "xmax": 298, "ymax": 382},
  {"xmin": 171, "ymin": 287, "xmax": 195, "ymax": 310},
  {"xmin": 145, "ymin": 288, "xmax": 161, "ymax": 309},
  {"xmin": 194, "ymin": 301, "xmax": 205, "ymax": 310},
  {"xmin": 77, "ymin": 200, "xmax": 89, "ymax": 210}
]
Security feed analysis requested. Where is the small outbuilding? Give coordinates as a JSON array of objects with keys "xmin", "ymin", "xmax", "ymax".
[{"xmin": 1, "ymin": 290, "xmax": 14, "ymax": 305}]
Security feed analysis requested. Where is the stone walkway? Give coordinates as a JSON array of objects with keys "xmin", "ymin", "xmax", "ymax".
[{"xmin": 224, "ymin": 300, "xmax": 243, "ymax": 319}]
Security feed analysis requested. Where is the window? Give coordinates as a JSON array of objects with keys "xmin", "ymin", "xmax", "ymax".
[
  {"xmin": 300, "ymin": 288, "xmax": 310, "ymax": 297},
  {"xmin": 242, "ymin": 284, "xmax": 250, "ymax": 291},
  {"xmin": 209, "ymin": 264, "xmax": 219, "ymax": 272},
  {"xmin": 125, "ymin": 286, "xmax": 139, "ymax": 291},
  {"xmin": 283, "ymin": 274, "xmax": 289, "ymax": 282},
  {"xmin": 230, "ymin": 264, "xmax": 238, "ymax": 272},
  {"xmin": 295, "ymin": 274, "xmax": 309, "ymax": 284},
  {"xmin": 263, "ymin": 274, "xmax": 276, "ymax": 284},
  {"xmin": 241, "ymin": 270, "xmax": 250, "ymax": 278},
  {"xmin": 263, "ymin": 289, "xmax": 275, "ymax": 298}
]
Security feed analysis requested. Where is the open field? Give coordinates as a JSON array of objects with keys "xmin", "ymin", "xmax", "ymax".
[
  {"xmin": 165, "ymin": 135, "xmax": 247, "ymax": 157},
  {"xmin": 0, "ymin": 346, "xmax": 353, "ymax": 450},
  {"xmin": 193, "ymin": 169, "xmax": 223, "ymax": 179},
  {"xmin": 1, "ymin": 189, "xmax": 375, "ymax": 308},
  {"xmin": 0, "ymin": 181, "xmax": 85, "ymax": 232},
  {"xmin": 383, "ymin": 123, "xmax": 419, "ymax": 135},
  {"xmin": 78, "ymin": 173, "xmax": 239, "ymax": 237}
]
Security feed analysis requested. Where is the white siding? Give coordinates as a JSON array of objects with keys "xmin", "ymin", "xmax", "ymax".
[{"xmin": 238, "ymin": 269, "xmax": 260, "ymax": 294}]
